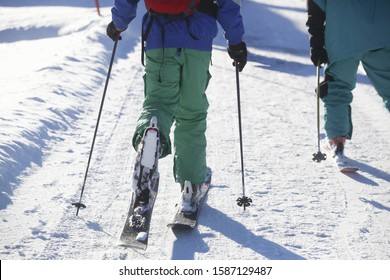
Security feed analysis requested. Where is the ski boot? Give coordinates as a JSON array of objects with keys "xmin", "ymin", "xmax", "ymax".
[
  {"xmin": 324, "ymin": 136, "xmax": 348, "ymax": 167},
  {"xmin": 130, "ymin": 116, "xmax": 160, "ymax": 227},
  {"xmin": 180, "ymin": 181, "xmax": 202, "ymax": 215},
  {"xmin": 326, "ymin": 137, "xmax": 346, "ymax": 157}
]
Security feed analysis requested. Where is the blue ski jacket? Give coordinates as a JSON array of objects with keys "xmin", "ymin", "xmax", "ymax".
[
  {"xmin": 111, "ymin": 0, "xmax": 245, "ymax": 51},
  {"xmin": 313, "ymin": 0, "xmax": 390, "ymax": 63}
]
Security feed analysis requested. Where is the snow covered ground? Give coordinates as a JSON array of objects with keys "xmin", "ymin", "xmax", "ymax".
[{"xmin": 1, "ymin": 0, "xmax": 390, "ymax": 275}]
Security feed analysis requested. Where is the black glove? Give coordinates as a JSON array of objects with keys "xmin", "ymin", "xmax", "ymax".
[
  {"xmin": 106, "ymin": 21, "xmax": 122, "ymax": 41},
  {"xmin": 306, "ymin": 0, "xmax": 327, "ymax": 66},
  {"xmin": 309, "ymin": 35, "xmax": 328, "ymax": 66},
  {"xmin": 228, "ymin": 42, "xmax": 247, "ymax": 72}
]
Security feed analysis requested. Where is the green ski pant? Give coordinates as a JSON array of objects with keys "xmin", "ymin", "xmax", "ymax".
[
  {"xmin": 132, "ymin": 48, "xmax": 211, "ymax": 185},
  {"xmin": 324, "ymin": 47, "xmax": 390, "ymax": 139}
]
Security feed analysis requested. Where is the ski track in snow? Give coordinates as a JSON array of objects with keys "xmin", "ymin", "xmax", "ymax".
[{"xmin": 1, "ymin": 0, "xmax": 390, "ymax": 260}]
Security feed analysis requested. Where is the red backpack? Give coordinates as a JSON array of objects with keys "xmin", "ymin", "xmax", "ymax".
[{"xmin": 144, "ymin": 0, "xmax": 202, "ymax": 16}]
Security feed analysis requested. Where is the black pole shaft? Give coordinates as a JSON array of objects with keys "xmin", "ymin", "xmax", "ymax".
[
  {"xmin": 316, "ymin": 64, "xmax": 321, "ymax": 152},
  {"xmin": 312, "ymin": 63, "xmax": 326, "ymax": 162},
  {"xmin": 73, "ymin": 37, "xmax": 119, "ymax": 216},
  {"xmin": 235, "ymin": 64, "xmax": 246, "ymax": 200}
]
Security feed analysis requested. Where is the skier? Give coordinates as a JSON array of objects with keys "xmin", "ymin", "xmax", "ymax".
[
  {"xmin": 306, "ymin": 0, "xmax": 390, "ymax": 159},
  {"xmin": 107, "ymin": 0, "xmax": 247, "ymax": 214}
]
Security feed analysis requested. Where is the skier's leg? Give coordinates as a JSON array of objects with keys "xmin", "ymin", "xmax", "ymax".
[
  {"xmin": 132, "ymin": 48, "xmax": 182, "ymax": 158},
  {"xmin": 361, "ymin": 47, "xmax": 390, "ymax": 111},
  {"xmin": 173, "ymin": 49, "xmax": 211, "ymax": 185},
  {"xmin": 323, "ymin": 57, "xmax": 360, "ymax": 140}
]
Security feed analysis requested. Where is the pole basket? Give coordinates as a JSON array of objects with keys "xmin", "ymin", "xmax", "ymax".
[
  {"xmin": 237, "ymin": 196, "xmax": 252, "ymax": 210},
  {"xmin": 312, "ymin": 151, "xmax": 327, "ymax": 162},
  {"xmin": 72, "ymin": 202, "xmax": 86, "ymax": 216}
]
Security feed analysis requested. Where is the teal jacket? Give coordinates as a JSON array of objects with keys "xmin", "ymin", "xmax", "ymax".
[{"xmin": 313, "ymin": 0, "xmax": 390, "ymax": 63}]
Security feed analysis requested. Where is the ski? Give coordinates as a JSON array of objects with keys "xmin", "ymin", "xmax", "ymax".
[
  {"xmin": 339, "ymin": 166, "xmax": 359, "ymax": 173},
  {"xmin": 118, "ymin": 174, "xmax": 159, "ymax": 250},
  {"xmin": 167, "ymin": 167, "xmax": 212, "ymax": 230},
  {"xmin": 118, "ymin": 117, "xmax": 160, "ymax": 250}
]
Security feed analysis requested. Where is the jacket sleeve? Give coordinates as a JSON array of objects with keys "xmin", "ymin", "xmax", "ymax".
[
  {"xmin": 111, "ymin": 0, "xmax": 140, "ymax": 30},
  {"xmin": 306, "ymin": 0, "xmax": 325, "ymax": 40},
  {"xmin": 215, "ymin": 0, "xmax": 245, "ymax": 45}
]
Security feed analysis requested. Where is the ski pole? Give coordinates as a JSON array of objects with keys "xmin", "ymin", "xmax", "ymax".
[
  {"xmin": 95, "ymin": 0, "xmax": 101, "ymax": 16},
  {"xmin": 234, "ymin": 63, "xmax": 252, "ymax": 210},
  {"xmin": 312, "ymin": 62, "xmax": 327, "ymax": 162},
  {"xmin": 72, "ymin": 34, "xmax": 120, "ymax": 216}
]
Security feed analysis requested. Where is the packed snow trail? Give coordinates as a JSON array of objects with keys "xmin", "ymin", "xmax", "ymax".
[{"xmin": 1, "ymin": 1, "xmax": 389, "ymax": 260}]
